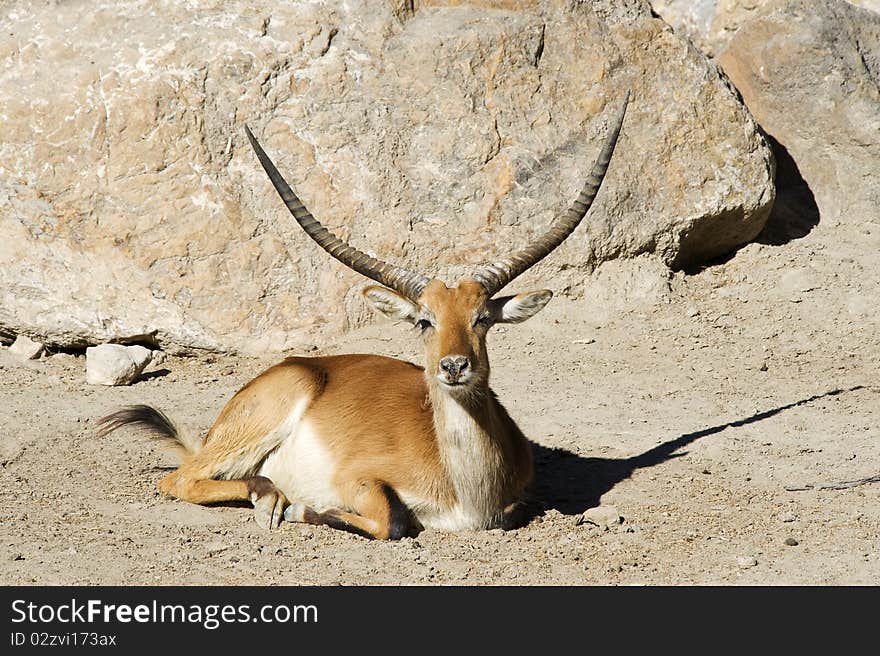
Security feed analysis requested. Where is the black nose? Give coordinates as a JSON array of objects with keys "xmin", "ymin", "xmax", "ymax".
[{"xmin": 440, "ymin": 356, "xmax": 469, "ymax": 378}]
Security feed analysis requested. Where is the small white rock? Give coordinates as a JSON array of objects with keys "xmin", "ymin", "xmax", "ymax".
[
  {"xmin": 9, "ymin": 335, "xmax": 44, "ymax": 360},
  {"xmin": 204, "ymin": 541, "xmax": 229, "ymax": 555},
  {"xmin": 85, "ymin": 344, "xmax": 153, "ymax": 386},
  {"xmin": 577, "ymin": 505, "xmax": 622, "ymax": 527},
  {"xmin": 150, "ymin": 350, "xmax": 167, "ymax": 367},
  {"xmin": 737, "ymin": 556, "xmax": 758, "ymax": 569}
]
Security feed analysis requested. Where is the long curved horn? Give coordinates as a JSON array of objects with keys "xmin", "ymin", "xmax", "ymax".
[
  {"xmin": 245, "ymin": 125, "xmax": 430, "ymax": 302},
  {"xmin": 472, "ymin": 91, "xmax": 630, "ymax": 296}
]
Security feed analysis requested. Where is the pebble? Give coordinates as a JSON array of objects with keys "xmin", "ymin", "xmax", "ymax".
[
  {"xmin": 204, "ymin": 541, "xmax": 229, "ymax": 555},
  {"xmin": 577, "ymin": 505, "xmax": 622, "ymax": 527},
  {"xmin": 736, "ymin": 556, "xmax": 758, "ymax": 569},
  {"xmin": 150, "ymin": 350, "xmax": 168, "ymax": 367},
  {"xmin": 784, "ymin": 537, "xmax": 799, "ymax": 546},
  {"xmin": 780, "ymin": 511, "xmax": 797, "ymax": 523}
]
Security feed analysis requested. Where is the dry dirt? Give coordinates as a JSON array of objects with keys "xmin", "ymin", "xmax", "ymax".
[{"xmin": 1, "ymin": 211, "xmax": 879, "ymax": 586}]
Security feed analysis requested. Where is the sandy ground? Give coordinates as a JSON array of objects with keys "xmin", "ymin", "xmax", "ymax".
[{"xmin": 1, "ymin": 209, "xmax": 879, "ymax": 586}]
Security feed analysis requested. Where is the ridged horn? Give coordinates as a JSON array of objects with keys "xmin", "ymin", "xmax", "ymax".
[
  {"xmin": 472, "ymin": 91, "xmax": 630, "ymax": 296},
  {"xmin": 244, "ymin": 125, "xmax": 430, "ymax": 302}
]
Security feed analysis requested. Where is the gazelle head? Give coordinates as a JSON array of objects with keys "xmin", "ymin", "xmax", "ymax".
[
  {"xmin": 362, "ymin": 279, "xmax": 552, "ymax": 397},
  {"xmin": 244, "ymin": 92, "xmax": 628, "ymax": 398}
]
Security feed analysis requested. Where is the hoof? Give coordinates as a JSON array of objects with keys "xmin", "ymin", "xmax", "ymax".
[
  {"xmin": 252, "ymin": 490, "xmax": 287, "ymax": 530},
  {"xmin": 283, "ymin": 502, "xmax": 311, "ymax": 523}
]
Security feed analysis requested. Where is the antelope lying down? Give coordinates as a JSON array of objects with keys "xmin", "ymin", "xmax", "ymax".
[{"xmin": 99, "ymin": 94, "xmax": 629, "ymax": 540}]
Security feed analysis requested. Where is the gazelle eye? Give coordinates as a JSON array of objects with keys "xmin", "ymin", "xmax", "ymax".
[{"xmin": 415, "ymin": 318, "xmax": 433, "ymax": 332}]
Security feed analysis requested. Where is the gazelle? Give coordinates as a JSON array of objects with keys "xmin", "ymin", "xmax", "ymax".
[{"xmin": 98, "ymin": 93, "xmax": 629, "ymax": 539}]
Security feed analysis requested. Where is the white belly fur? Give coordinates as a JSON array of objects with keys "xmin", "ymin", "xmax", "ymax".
[
  {"xmin": 256, "ymin": 394, "xmax": 507, "ymax": 532},
  {"xmin": 258, "ymin": 418, "xmax": 343, "ymax": 511},
  {"xmin": 260, "ymin": 429, "xmax": 500, "ymax": 531},
  {"xmin": 409, "ymin": 500, "xmax": 499, "ymax": 532}
]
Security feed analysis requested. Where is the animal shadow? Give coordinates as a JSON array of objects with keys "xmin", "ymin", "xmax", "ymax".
[{"xmin": 527, "ymin": 386, "xmax": 863, "ymax": 520}]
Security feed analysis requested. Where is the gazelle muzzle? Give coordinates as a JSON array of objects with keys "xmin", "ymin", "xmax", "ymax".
[{"xmin": 438, "ymin": 355, "xmax": 471, "ymax": 385}]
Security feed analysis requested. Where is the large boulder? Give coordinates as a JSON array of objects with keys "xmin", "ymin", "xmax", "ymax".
[
  {"xmin": 718, "ymin": 0, "xmax": 880, "ymax": 231},
  {"xmin": 0, "ymin": 0, "xmax": 773, "ymax": 353}
]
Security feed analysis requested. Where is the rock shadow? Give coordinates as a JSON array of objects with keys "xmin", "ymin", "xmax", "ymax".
[
  {"xmin": 139, "ymin": 368, "xmax": 171, "ymax": 382},
  {"xmin": 679, "ymin": 132, "xmax": 821, "ymax": 275},
  {"xmin": 529, "ymin": 386, "xmax": 862, "ymax": 519},
  {"xmin": 757, "ymin": 133, "xmax": 820, "ymax": 246}
]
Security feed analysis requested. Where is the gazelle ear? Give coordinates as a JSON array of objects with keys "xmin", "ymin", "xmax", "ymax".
[
  {"xmin": 363, "ymin": 286, "xmax": 419, "ymax": 323},
  {"xmin": 488, "ymin": 290, "xmax": 553, "ymax": 324}
]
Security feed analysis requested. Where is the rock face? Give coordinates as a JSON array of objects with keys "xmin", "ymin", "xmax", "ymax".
[
  {"xmin": 718, "ymin": 0, "xmax": 880, "ymax": 229},
  {"xmin": 85, "ymin": 344, "xmax": 153, "ymax": 386},
  {"xmin": 649, "ymin": 1, "xmax": 720, "ymax": 53},
  {"xmin": 650, "ymin": 1, "xmax": 880, "ymax": 55},
  {"xmin": 0, "ymin": 0, "xmax": 773, "ymax": 353}
]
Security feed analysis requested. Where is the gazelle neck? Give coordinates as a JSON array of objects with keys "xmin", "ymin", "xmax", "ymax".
[
  {"xmin": 428, "ymin": 380, "xmax": 498, "ymax": 442},
  {"xmin": 426, "ymin": 376, "xmax": 510, "ymax": 529}
]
